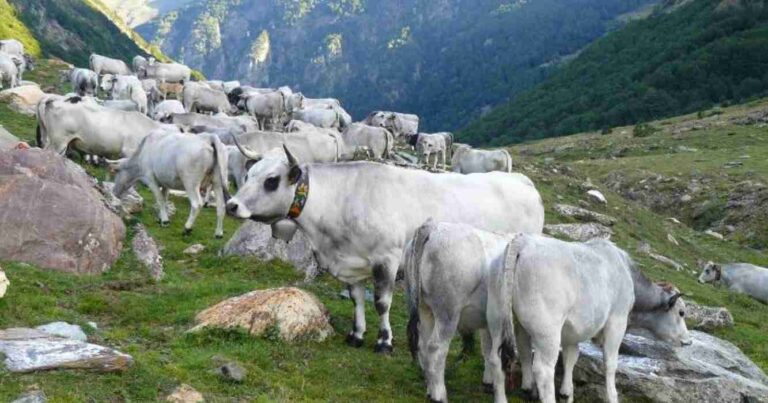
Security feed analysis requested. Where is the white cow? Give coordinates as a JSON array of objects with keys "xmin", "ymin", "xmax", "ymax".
[
  {"xmin": 699, "ymin": 262, "xmax": 768, "ymax": 304},
  {"xmin": 109, "ymin": 75, "xmax": 148, "ymax": 114},
  {"xmin": 291, "ymin": 107, "xmax": 341, "ymax": 130},
  {"xmin": 365, "ymin": 111, "xmax": 419, "ymax": 138},
  {"xmin": 0, "ymin": 53, "xmax": 18, "ymax": 89},
  {"xmin": 416, "ymin": 133, "xmax": 452, "ymax": 169},
  {"xmin": 89, "ymin": 54, "xmax": 131, "ymax": 76},
  {"xmin": 152, "ymin": 100, "xmax": 185, "ymax": 122},
  {"xmin": 183, "ymin": 82, "xmax": 233, "ymax": 114},
  {"xmin": 137, "ymin": 59, "xmax": 191, "ymax": 85},
  {"xmin": 452, "ymin": 145, "xmax": 513, "ymax": 174},
  {"xmin": 226, "ymin": 154, "xmax": 545, "ymax": 353},
  {"xmin": 242, "ymin": 91, "xmax": 286, "ymax": 130},
  {"xmin": 38, "ymin": 95, "xmax": 164, "ymax": 158},
  {"xmin": 486, "ymin": 234, "xmax": 692, "ymax": 403},
  {"xmin": 60, "ymin": 68, "xmax": 99, "ymax": 96},
  {"xmin": 112, "ymin": 129, "xmax": 229, "ymax": 238},
  {"xmin": 340, "ymin": 123, "xmax": 393, "ymax": 160}
]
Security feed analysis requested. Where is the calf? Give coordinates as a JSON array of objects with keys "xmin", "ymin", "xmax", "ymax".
[
  {"xmin": 112, "ymin": 129, "xmax": 230, "ymax": 238},
  {"xmin": 699, "ymin": 262, "xmax": 768, "ymax": 304}
]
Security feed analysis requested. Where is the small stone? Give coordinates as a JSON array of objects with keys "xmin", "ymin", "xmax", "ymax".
[
  {"xmin": 216, "ymin": 362, "xmax": 247, "ymax": 382},
  {"xmin": 667, "ymin": 234, "xmax": 679, "ymax": 246},
  {"xmin": 11, "ymin": 390, "xmax": 47, "ymax": 403},
  {"xmin": 586, "ymin": 189, "xmax": 607, "ymax": 205},
  {"xmin": 667, "ymin": 217, "xmax": 682, "ymax": 225},
  {"xmin": 35, "ymin": 322, "xmax": 87, "ymax": 342},
  {"xmin": 183, "ymin": 244, "xmax": 205, "ymax": 255},
  {"xmin": 132, "ymin": 224, "xmax": 164, "ymax": 281},
  {"xmin": 165, "ymin": 384, "xmax": 204, "ymax": 403},
  {"xmin": 705, "ymin": 230, "xmax": 724, "ymax": 240},
  {"xmin": 681, "ymin": 194, "xmax": 693, "ymax": 202}
]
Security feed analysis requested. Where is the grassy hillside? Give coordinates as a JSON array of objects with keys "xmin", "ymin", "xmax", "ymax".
[
  {"xmin": 0, "ymin": 62, "xmax": 766, "ymax": 401},
  {"xmin": 0, "ymin": 0, "xmax": 41, "ymax": 56},
  {"xmin": 461, "ymin": 0, "xmax": 768, "ymax": 146}
]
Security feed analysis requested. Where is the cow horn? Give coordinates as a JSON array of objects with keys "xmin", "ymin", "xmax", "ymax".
[
  {"xmin": 232, "ymin": 135, "xmax": 261, "ymax": 161},
  {"xmin": 283, "ymin": 144, "xmax": 298, "ymax": 167}
]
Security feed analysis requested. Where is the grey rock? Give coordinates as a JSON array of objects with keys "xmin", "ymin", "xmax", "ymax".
[
  {"xmin": 544, "ymin": 223, "xmax": 613, "ymax": 242},
  {"xmin": 574, "ymin": 331, "xmax": 768, "ymax": 402},
  {"xmin": 11, "ymin": 390, "xmax": 47, "ymax": 403},
  {"xmin": 132, "ymin": 224, "xmax": 164, "ymax": 281},
  {"xmin": 183, "ymin": 244, "xmax": 205, "ymax": 255},
  {"xmin": 35, "ymin": 322, "xmax": 87, "ymax": 342},
  {"xmin": 686, "ymin": 301, "xmax": 734, "ymax": 331},
  {"xmin": 223, "ymin": 221, "xmax": 319, "ymax": 279},
  {"xmin": 0, "ymin": 327, "xmax": 133, "ymax": 372},
  {"xmin": 98, "ymin": 182, "xmax": 144, "ymax": 217},
  {"xmin": 637, "ymin": 242, "xmax": 684, "ymax": 271},
  {"xmin": 554, "ymin": 204, "xmax": 617, "ymax": 226},
  {"xmin": 586, "ymin": 189, "xmax": 607, "ymax": 205},
  {"xmin": 216, "ymin": 361, "xmax": 247, "ymax": 382},
  {"xmin": 0, "ymin": 126, "xmax": 22, "ymax": 151}
]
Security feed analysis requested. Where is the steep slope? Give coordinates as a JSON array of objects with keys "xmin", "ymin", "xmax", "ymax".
[
  {"xmin": 100, "ymin": 0, "xmax": 193, "ymax": 28},
  {"xmin": 6, "ymin": 0, "xmax": 165, "ymax": 67},
  {"xmin": 460, "ymin": 0, "xmax": 768, "ymax": 145},
  {"xmin": 137, "ymin": 0, "xmax": 654, "ymax": 130},
  {"xmin": 0, "ymin": 0, "xmax": 41, "ymax": 56}
]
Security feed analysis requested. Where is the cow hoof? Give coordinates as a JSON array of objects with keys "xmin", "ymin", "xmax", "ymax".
[
  {"xmin": 557, "ymin": 392, "xmax": 571, "ymax": 401},
  {"xmin": 215, "ymin": 234, "xmax": 223, "ymax": 240},
  {"xmin": 427, "ymin": 396, "xmax": 444, "ymax": 403},
  {"xmin": 182, "ymin": 228, "xmax": 192, "ymax": 236},
  {"xmin": 160, "ymin": 220, "xmax": 170, "ymax": 228},
  {"xmin": 482, "ymin": 383, "xmax": 494, "ymax": 394},
  {"xmin": 373, "ymin": 343, "xmax": 393, "ymax": 354},
  {"xmin": 520, "ymin": 389, "xmax": 537, "ymax": 402},
  {"xmin": 345, "ymin": 333, "xmax": 364, "ymax": 348}
]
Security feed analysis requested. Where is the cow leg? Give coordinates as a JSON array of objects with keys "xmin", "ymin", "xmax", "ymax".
[
  {"xmin": 345, "ymin": 282, "xmax": 366, "ymax": 347},
  {"xmin": 480, "ymin": 329, "xmax": 495, "ymax": 389},
  {"xmin": 602, "ymin": 316, "xmax": 627, "ymax": 403},
  {"xmin": 417, "ymin": 303, "xmax": 436, "ymax": 372},
  {"xmin": 147, "ymin": 182, "xmax": 169, "ymax": 226},
  {"xmin": 425, "ymin": 314, "xmax": 459, "ymax": 403},
  {"xmin": 441, "ymin": 150, "xmax": 447, "ymax": 170},
  {"xmin": 531, "ymin": 330, "xmax": 560, "ymax": 403},
  {"xmin": 373, "ymin": 262, "xmax": 397, "ymax": 353},
  {"xmin": 515, "ymin": 320, "xmax": 535, "ymax": 397},
  {"xmin": 212, "ymin": 180, "xmax": 225, "ymax": 239},
  {"xmin": 559, "ymin": 343, "xmax": 579, "ymax": 403},
  {"xmin": 183, "ymin": 181, "xmax": 204, "ymax": 236},
  {"xmin": 486, "ymin": 306, "xmax": 509, "ymax": 403}
]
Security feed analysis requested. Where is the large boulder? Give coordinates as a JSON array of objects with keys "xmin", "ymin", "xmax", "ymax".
[
  {"xmin": 190, "ymin": 287, "xmax": 334, "ymax": 342},
  {"xmin": 574, "ymin": 331, "xmax": 768, "ymax": 402},
  {"xmin": 223, "ymin": 221, "xmax": 318, "ymax": 278},
  {"xmin": 0, "ymin": 85, "xmax": 46, "ymax": 116},
  {"xmin": 0, "ymin": 149, "xmax": 125, "ymax": 274},
  {"xmin": 0, "ymin": 327, "xmax": 133, "ymax": 372}
]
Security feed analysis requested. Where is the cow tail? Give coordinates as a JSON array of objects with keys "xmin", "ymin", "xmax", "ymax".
[
  {"xmin": 406, "ymin": 219, "xmax": 438, "ymax": 361},
  {"xmin": 207, "ymin": 133, "xmax": 231, "ymax": 202},
  {"xmin": 488, "ymin": 235, "xmax": 522, "ymax": 373},
  {"xmin": 35, "ymin": 124, "xmax": 42, "ymax": 148},
  {"xmin": 502, "ymin": 149, "xmax": 513, "ymax": 173}
]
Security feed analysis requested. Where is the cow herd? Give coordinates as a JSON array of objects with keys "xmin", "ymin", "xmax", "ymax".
[{"xmin": 14, "ymin": 43, "xmax": 701, "ymax": 403}]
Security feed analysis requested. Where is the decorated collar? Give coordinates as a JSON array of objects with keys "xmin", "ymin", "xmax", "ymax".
[{"xmin": 287, "ymin": 169, "xmax": 309, "ymax": 219}]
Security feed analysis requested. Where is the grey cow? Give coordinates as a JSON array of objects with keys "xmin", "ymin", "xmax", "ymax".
[
  {"xmin": 699, "ymin": 262, "xmax": 768, "ymax": 304},
  {"xmin": 451, "ymin": 145, "xmax": 513, "ymax": 174},
  {"xmin": 486, "ymin": 234, "xmax": 691, "ymax": 403}
]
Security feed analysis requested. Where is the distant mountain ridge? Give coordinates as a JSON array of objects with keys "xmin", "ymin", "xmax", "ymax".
[
  {"xmin": 460, "ymin": 0, "xmax": 768, "ymax": 145},
  {"xmin": 136, "ymin": 0, "xmax": 654, "ymax": 131}
]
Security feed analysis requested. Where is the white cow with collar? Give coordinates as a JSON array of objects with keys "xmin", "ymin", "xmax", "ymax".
[
  {"xmin": 698, "ymin": 262, "xmax": 768, "ymax": 303},
  {"xmin": 225, "ymin": 150, "xmax": 545, "ymax": 353}
]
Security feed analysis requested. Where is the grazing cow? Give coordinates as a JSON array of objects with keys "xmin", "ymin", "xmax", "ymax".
[
  {"xmin": 403, "ymin": 221, "xmax": 521, "ymax": 403},
  {"xmin": 183, "ymin": 82, "xmax": 233, "ymax": 114},
  {"xmin": 226, "ymin": 153, "xmax": 545, "ymax": 353},
  {"xmin": 698, "ymin": 262, "xmax": 768, "ymax": 304},
  {"xmin": 38, "ymin": 95, "xmax": 164, "ymax": 158},
  {"xmin": 0, "ymin": 53, "xmax": 18, "ymax": 89},
  {"xmin": 452, "ymin": 145, "xmax": 513, "ymax": 174},
  {"xmin": 112, "ymin": 129, "xmax": 230, "ymax": 238},
  {"xmin": 60, "ymin": 68, "xmax": 99, "ymax": 96},
  {"xmin": 0, "ymin": 39, "xmax": 23, "ymax": 56},
  {"xmin": 3, "ymin": 52, "xmax": 34, "ymax": 82},
  {"xmin": 365, "ymin": 111, "xmax": 419, "ymax": 138},
  {"xmin": 89, "ymin": 54, "xmax": 131, "ymax": 76},
  {"xmin": 138, "ymin": 59, "xmax": 191, "ymax": 85},
  {"xmin": 292, "ymin": 107, "xmax": 341, "ymax": 130},
  {"xmin": 243, "ymin": 91, "xmax": 285, "ymax": 130},
  {"xmin": 486, "ymin": 234, "xmax": 691, "ymax": 403},
  {"xmin": 417, "ymin": 133, "xmax": 452, "ymax": 169},
  {"xmin": 340, "ymin": 123, "xmax": 393, "ymax": 160},
  {"xmin": 109, "ymin": 75, "xmax": 148, "ymax": 114},
  {"xmin": 152, "ymin": 100, "xmax": 185, "ymax": 122}
]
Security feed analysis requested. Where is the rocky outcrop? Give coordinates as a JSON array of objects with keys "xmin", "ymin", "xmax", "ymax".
[
  {"xmin": 686, "ymin": 301, "xmax": 734, "ymax": 331},
  {"xmin": 554, "ymin": 204, "xmax": 617, "ymax": 226},
  {"xmin": 0, "ymin": 85, "xmax": 45, "ymax": 116},
  {"xmin": 132, "ymin": 224, "xmax": 164, "ymax": 281},
  {"xmin": 190, "ymin": 287, "xmax": 334, "ymax": 342},
  {"xmin": 0, "ymin": 149, "xmax": 125, "ymax": 274},
  {"xmin": 0, "ymin": 327, "xmax": 133, "ymax": 372},
  {"xmin": 574, "ymin": 331, "xmax": 768, "ymax": 402},
  {"xmin": 544, "ymin": 223, "xmax": 613, "ymax": 241},
  {"xmin": 223, "ymin": 221, "xmax": 318, "ymax": 278}
]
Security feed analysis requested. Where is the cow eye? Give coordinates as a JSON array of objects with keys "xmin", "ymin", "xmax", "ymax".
[
  {"xmin": 679, "ymin": 310, "xmax": 685, "ymax": 318},
  {"xmin": 264, "ymin": 176, "xmax": 280, "ymax": 191}
]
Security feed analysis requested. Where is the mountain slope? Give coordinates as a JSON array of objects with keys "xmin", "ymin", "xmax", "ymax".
[
  {"xmin": 460, "ymin": 0, "xmax": 768, "ymax": 145},
  {"xmin": 0, "ymin": 0, "xmax": 41, "ymax": 56},
  {"xmin": 6, "ymin": 0, "xmax": 167, "ymax": 67},
  {"xmin": 137, "ymin": 0, "xmax": 654, "ymax": 131},
  {"xmin": 100, "ymin": 0, "xmax": 193, "ymax": 28}
]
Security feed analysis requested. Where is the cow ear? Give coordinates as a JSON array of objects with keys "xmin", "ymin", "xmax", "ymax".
[
  {"xmin": 666, "ymin": 292, "xmax": 682, "ymax": 311},
  {"xmin": 245, "ymin": 158, "xmax": 260, "ymax": 172},
  {"xmin": 288, "ymin": 164, "xmax": 302, "ymax": 185}
]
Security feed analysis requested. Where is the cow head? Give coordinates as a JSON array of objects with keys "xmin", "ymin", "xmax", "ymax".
[
  {"xmin": 23, "ymin": 54, "xmax": 35, "ymax": 72},
  {"xmin": 110, "ymin": 158, "xmax": 139, "ymax": 198},
  {"xmin": 698, "ymin": 261, "xmax": 721, "ymax": 284},
  {"xmin": 631, "ymin": 283, "xmax": 692, "ymax": 346},
  {"xmin": 417, "ymin": 135, "xmax": 439, "ymax": 158},
  {"xmin": 100, "ymin": 74, "xmax": 116, "ymax": 93},
  {"xmin": 226, "ymin": 141, "xmax": 303, "ymax": 223}
]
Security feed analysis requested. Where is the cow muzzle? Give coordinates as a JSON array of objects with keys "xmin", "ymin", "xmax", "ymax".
[{"xmin": 225, "ymin": 199, "xmax": 251, "ymax": 219}]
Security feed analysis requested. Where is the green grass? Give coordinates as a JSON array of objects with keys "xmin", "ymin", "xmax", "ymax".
[
  {"xmin": 0, "ymin": 0, "xmax": 41, "ymax": 57},
  {"xmin": 0, "ymin": 61, "xmax": 767, "ymax": 400}
]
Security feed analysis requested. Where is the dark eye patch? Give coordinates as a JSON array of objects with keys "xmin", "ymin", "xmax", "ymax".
[{"xmin": 264, "ymin": 176, "xmax": 280, "ymax": 191}]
